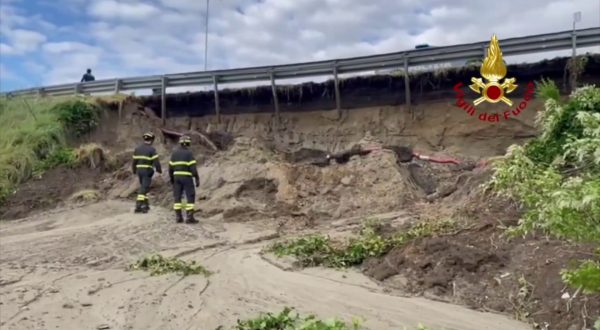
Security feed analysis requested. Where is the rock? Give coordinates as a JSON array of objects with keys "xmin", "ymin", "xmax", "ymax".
[
  {"xmin": 407, "ymin": 163, "xmax": 437, "ymax": 195},
  {"xmin": 97, "ymin": 324, "xmax": 111, "ymax": 330},
  {"xmin": 81, "ymin": 302, "xmax": 93, "ymax": 307},
  {"xmin": 437, "ymin": 183, "xmax": 457, "ymax": 197},
  {"xmin": 340, "ymin": 176, "xmax": 353, "ymax": 185},
  {"xmin": 62, "ymin": 303, "xmax": 74, "ymax": 309}
]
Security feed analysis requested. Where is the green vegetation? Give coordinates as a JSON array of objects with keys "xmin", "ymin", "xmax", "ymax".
[
  {"xmin": 128, "ymin": 254, "xmax": 211, "ymax": 277},
  {"xmin": 267, "ymin": 219, "xmax": 456, "ymax": 268},
  {"xmin": 230, "ymin": 307, "xmax": 433, "ymax": 330},
  {"xmin": 0, "ymin": 96, "xmax": 99, "ymax": 204},
  {"xmin": 32, "ymin": 147, "xmax": 77, "ymax": 176},
  {"xmin": 490, "ymin": 82, "xmax": 600, "ymax": 293},
  {"xmin": 53, "ymin": 99, "xmax": 100, "ymax": 137},
  {"xmin": 232, "ymin": 307, "xmax": 363, "ymax": 330}
]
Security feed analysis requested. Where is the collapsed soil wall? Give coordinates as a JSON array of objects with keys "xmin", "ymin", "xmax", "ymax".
[
  {"xmin": 167, "ymin": 100, "xmax": 540, "ymax": 158},
  {"xmin": 140, "ymin": 55, "xmax": 600, "ymax": 117}
]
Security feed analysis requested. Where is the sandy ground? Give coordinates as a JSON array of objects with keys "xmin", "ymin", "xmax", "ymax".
[{"xmin": 0, "ymin": 201, "xmax": 531, "ymax": 330}]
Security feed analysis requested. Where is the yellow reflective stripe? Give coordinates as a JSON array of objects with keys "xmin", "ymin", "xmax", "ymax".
[
  {"xmin": 137, "ymin": 194, "xmax": 146, "ymax": 201},
  {"xmin": 136, "ymin": 164, "xmax": 153, "ymax": 168},
  {"xmin": 184, "ymin": 204, "xmax": 194, "ymax": 210},
  {"xmin": 173, "ymin": 171, "xmax": 192, "ymax": 176},
  {"xmin": 173, "ymin": 203, "xmax": 182, "ymax": 210},
  {"xmin": 133, "ymin": 155, "xmax": 157, "ymax": 160},
  {"xmin": 169, "ymin": 161, "xmax": 196, "ymax": 166}
]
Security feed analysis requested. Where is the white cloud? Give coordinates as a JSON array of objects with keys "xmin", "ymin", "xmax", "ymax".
[
  {"xmin": 0, "ymin": 43, "xmax": 16, "ymax": 55},
  {"xmin": 43, "ymin": 41, "xmax": 97, "ymax": 54},
  {"xmin": 88, "ymin": 0, "xmax": 160, "ymax": 21},
  {"xmin": 1, "ymin": 0, "xmax": 599, "ymax": 92},
  {"xmin": 3, "ymin": 29, "xmax": 47, "ymax": 55},
  {"xmin": 158, "ymin": 0, "xmax": 208, "ymax": 12}
]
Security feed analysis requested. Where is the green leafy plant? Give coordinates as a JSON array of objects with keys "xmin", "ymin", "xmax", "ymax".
[
  {"xmin": 561, "ymin": 258, "xmax": 600, "ymax": 294},
  {"xmin": 233, "ymin": 307, "xmax": 363, "ymax": 330},
  {"xmin": 52, "ymin": 99, "xmax": 99, "ymax": 137},
  {"xmin": 490, "ymin": 84, "xmax": 600, "ymax": 293},
  {"xmin": 268, "ymin": 220, "xmax": 456, "ymax": 268},
  {"xmin": 129, "ymin": 254, "xmax": 211, "ymax": 277},
  {"xmin": 32, "ymin": 147, "xmax": 76, "ymax": 176}
]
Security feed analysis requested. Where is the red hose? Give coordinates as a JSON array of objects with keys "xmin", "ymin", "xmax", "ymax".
[{"xmin": 412, "ymin": 151, "xmax": 461, "ymax": 165}]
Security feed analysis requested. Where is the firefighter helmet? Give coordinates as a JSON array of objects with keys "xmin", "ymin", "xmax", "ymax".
[
  {"xmin": 179, "ymin": 135, "xmax": 191, "ymax": 146},
  {"xmin": 143, "ymin": 131, "xmax": 155, "ymax": 141}
]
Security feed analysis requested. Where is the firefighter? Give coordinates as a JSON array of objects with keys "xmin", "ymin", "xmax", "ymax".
[
  {"xmin": 132, "ymin": 132, "xmax": 162, "ymax": 213},
  {"xmin": 168, "ymin": 135, "xmax": 199, "ymax": 223}
]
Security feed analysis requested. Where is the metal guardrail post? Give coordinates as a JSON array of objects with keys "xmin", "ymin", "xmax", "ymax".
[
  {"xmin": 37, "ymin": 88, "xmax": 44, "ymax": 97},
  {"xmin": 270, "ymin": 71, "xmax": 280, "ymax": 122},
  {"xmin": 74, "ymin": 83, "xmax": 81, "ymax": 95},
  {"xmin": 403, "ymin": 56, "xmax": 411, "ymax": 115},
  {"xmin": 213, "ymin": 75, "xmax": 221, "ymax": 123},
  {"xmin": 333, "ymin": 62, "xmax": 342, "ymax": 115},
  {"xmin": 161, "ymin": 76, "xmax": 167, "ymax": 125},
  {"xmin": 114, "ymin": 79, "xmax": 122, "ymax": 93}
]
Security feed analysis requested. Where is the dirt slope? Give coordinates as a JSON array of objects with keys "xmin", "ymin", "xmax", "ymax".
[{"xmin": 0, "ymin": 201, "xmax": 530, "ymax": 330}]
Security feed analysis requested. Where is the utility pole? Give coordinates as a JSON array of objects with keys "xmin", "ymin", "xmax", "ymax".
[
  {"xmin": 570, "ymin": 11, "xmax": 582, "ymax": 91},
  {"xmin": 572, "ymin": 11, "xmax": 581, "ymax": 58},
  {"xmin": 204, "ymin": 0, "xmax": 210, "ymax": 72}
]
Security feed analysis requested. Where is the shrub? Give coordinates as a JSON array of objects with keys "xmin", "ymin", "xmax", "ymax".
[
  {"xmin": 233, "ymin": 307, "xmax": 363, "ymax": 330},
  {"xmin": 268, "ymin": 220, "xmax": 456, "ymax": 268},
  {"xmin": 52, "ymin": 99, "xmax": 99, "ymax": 137},
  {"xmin": 490, "ymin": 84, "xmax": 600, "ymax": 293}
]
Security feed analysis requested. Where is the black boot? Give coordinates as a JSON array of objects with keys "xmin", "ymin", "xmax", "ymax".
[
  {"xmin": 134, "ymin": 200, "xmax": 143, "ymax": 213},
  {"xmin": 185, "ymin": 211, "xmax": 199, "ymax": 224},
  {"xmin": 175, "ymin": 210, "xmax": 184, "ymax": 223},
  {"xmin": 141, "ymin": 199, "xmax": 150, "ymax": 213}
]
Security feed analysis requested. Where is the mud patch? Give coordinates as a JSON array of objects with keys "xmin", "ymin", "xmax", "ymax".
[
  {"xmin": 0, "ymin": 167, "xmax": 106, "ymax": 220},
  {"xmin": 235, "ymin": 178, "xmax": 278, "ymax": 204},
  {"xmin": 364, "ymin": 222, "xmax": 600, "ymax": 329},
  {"xmin": 283, "ymin": 148, "xmax": 329, "ymax": 163}
]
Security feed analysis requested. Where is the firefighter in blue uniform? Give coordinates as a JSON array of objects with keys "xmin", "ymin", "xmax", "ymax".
[
  {"xmin": 168, "ymin": 135, "xmax": 199, "ymax": 223},
  {"xmin": 132, "ymin": 132, "xmax": 162, "ymax": 213}
]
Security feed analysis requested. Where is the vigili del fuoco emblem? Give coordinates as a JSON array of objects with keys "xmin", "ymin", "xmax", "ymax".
[{"xmin": 469, "ymin": 34, "xmax": 517, "ymax": 106}]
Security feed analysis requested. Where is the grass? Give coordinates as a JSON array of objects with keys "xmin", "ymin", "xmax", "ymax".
[
  {"xmin": 75, "ymin": 143, "xmax": 108, "ymax": 169},
  {"xmin": 128, "ymin": 254, "xmax": 212, "ymax": 277},
  {"xmin": 266, "ymin": 219, "xmax": 457, "ymax": 268},
  {"xmin": 0, "ymin": 95, "xmax": 100, "ymax": 204},
  {"xmin": 68, "ymin": 189, "xmax": 102, "ymax": 203}
]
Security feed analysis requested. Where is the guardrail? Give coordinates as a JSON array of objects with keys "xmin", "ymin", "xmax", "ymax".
[{"xmin": 3, "ymin": 27, "xmax": 600, "ymax": 122}]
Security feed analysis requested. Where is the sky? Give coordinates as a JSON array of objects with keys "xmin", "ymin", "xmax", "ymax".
[{"xmin": 1, "ymin": 0, "xmax": 599, "ymax": 92}]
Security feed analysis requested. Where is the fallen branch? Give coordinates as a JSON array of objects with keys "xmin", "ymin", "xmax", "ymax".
[{"xmin": 160, "ymin": 128, "xmax": 218, "ymax": 151}]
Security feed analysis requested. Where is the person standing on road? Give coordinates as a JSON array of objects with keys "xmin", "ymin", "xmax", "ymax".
[
  {"xmin": 81, "ymin": 68, "xmax": 95, "ymax": 82},
  {"xmin": 168, "ymin": 135, "xmax": 199, "ymax": 224},
  {"xmin": 132, "ymin": 132, "xmax": 162, "ymax": 213}
]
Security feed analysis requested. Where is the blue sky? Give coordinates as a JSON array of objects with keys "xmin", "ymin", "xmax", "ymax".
[{"xmin": 1, "ymin": 0, "xmax": 599, "ymax": 92}]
